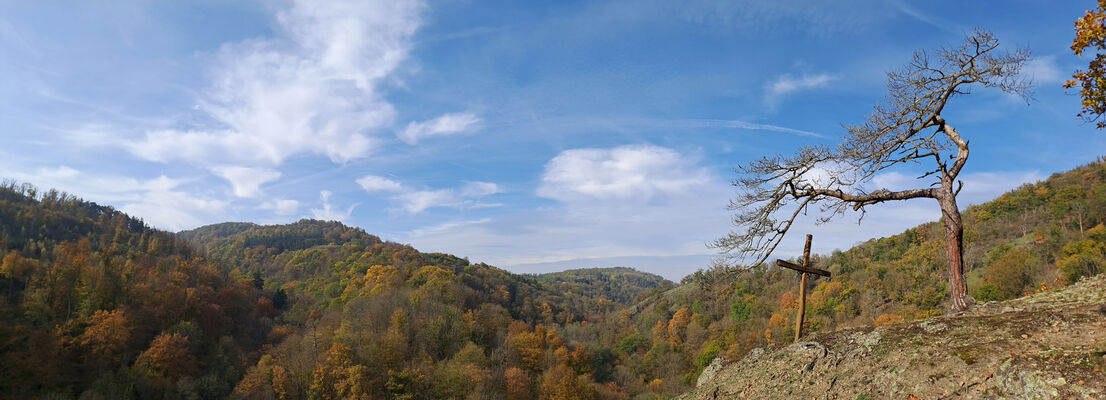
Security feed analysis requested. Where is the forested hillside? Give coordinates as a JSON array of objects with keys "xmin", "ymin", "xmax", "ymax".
[
  {"xmin": 613, "ymin": 158, "xmax": 1106, "ymax": 396},
  {"xmin": 0, "ymin": 181, "xmax": 275, "ymax": 398},
  {"xmin": 182, "ymin": 220, "xmax": 674, "ymax": 399},
  {"xmin": 1, "ymin": 158, "xmax": 1102, "ymax": 399}
]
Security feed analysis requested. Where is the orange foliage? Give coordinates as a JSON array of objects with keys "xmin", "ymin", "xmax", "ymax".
[
  {"xmin": 666, "ymin": 307, "xmax": 691, "ymax": 345},
  {"xmin": 137, "ymin": 332, "xmax": 198, "ymax": 378},
  {"xmin": 504, "ymin": 367, "xmax": 531, "ymax": 400},
  {"xmin": 874, "ymin": 313, "xmax": 904, "ymax": 326},
  {"xmin": 779, "ymin": 291, "xmax": 797, "ymax": 311},
  {"xmin": 768, "ymin": 312, "xmax": 788, "ymax": 328},
  {"xmin": 539, "ymin": 363, "xmax": 597, "ymax": 400},
  {"xmin": 79, "ymin": 309, "xmax": 131, "ymax": 362},
  {"xmin": 255, "ymin": 296, "xmax": 277, "ymax": 318}
]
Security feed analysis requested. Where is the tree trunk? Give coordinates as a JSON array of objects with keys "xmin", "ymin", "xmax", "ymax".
[{"xmin": 938, "ymin": 191, "xmax": 973, "ymax": 312}]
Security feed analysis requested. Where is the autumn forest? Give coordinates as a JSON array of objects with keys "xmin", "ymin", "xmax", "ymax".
[{"xmin": 1, "ymin": 157, "xmax": 1104, "ymax": 399}]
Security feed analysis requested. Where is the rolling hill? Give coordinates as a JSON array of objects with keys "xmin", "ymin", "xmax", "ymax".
[{"xmin": 0, "ymin": 157, "xmax": 1102, "ymax": 399}]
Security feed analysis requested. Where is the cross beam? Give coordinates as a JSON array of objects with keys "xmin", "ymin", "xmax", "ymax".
[
  {"xmin": 774, "ymin": 234, "xmax": 831, "ymax": 342},
  {"xmin": 774, "ymin": 259, "xmax": 831, "ymax": 277}
]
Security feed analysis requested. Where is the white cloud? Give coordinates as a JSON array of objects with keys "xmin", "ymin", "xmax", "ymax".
[
  {"xmin": 127, "ymin": 0, "xmax": 425, "ymax": 166},
  {"xmin": 401, "ymin": 162, "xmax": 1046, "ymax": 281},
  {"xmin": 0, "ymin": 165, "xmax": 227, "ymax": 231},
  {"xmin": 395, "ymin": 189, "xmax": 458, "ymax": 214},
  {"xmin": 259, "ymin": 198, "xmax": 300, "ymax": 216},
  {"xmin": 956, "ymin": 170, "xmax": 1044, "ymax": 206},
  {"xmin": 765, "ymin": 73, "xmax": 834, "ymax": 108},
  {"xmin": 356, "ymin": 174, "xmax": 405, "ymax": 192},
  {"xmin": 401, "ymin": 184, "xmax": 734, "ymax": 279},
  {"xmin": 1023, "ymin": 55, "xmax": 1062, "ymax": 84},
  {"xmin": 537, "ymin": 144, "xmax": 711, "ymax": 202},
  {"xmin": 398, "ymin": 112, "xmax": 481, "ymax": 145},
  {"xmin": 867, "ymin": 170, "xmax": 1043, "ymax": 206},
  {"xmin": 211, "ymin": 166, "xmax": 281, "ymax": 198},
  {"xmin": 311, "ymin": 190, "xmax": 357, "ymax": 222},
  {"xmin": 395, "ymin": 145, "xmax": 730, "ymax": 279},
  {"xmin": 460, "ymin": 181, "xmax": 501, "ymax": 197},
  {"xmin": 355, "ymin": 174, "xmax": 500, "ymax": 214},
  {"xmin": 891, "ymin": 0, "xmax": 962, "ymax": 35}
]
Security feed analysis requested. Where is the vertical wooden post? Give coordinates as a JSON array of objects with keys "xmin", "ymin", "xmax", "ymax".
[{"xmin": 794, "ymin": 234, "xmax": 813, "ymax": 342}]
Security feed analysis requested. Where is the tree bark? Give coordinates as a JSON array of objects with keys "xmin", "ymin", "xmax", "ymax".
[{"xmin": 937, "ymin": 190, "xmax": 973, "ymax": 312}]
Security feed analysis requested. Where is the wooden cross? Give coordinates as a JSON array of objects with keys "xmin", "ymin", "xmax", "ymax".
[{"xmin": 775, "ymin": 234, "xmax": 831, "ymax": 342}]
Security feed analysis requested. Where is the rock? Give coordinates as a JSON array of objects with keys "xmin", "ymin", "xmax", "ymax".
[
  {"xmin": 674, "ymin": 273, "xmax": 1106, "ymax": 400},
  {"xmin": 696, "ymin": 356, "xmax": 726, "ymax": 387}
]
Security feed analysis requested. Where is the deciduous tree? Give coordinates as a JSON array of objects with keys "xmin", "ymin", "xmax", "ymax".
[
  {"xmin": 712, "ymin": 29, "xmax": 1030, "ymax": 312},
  {"xmin": 1067, "ymin": 1, "xmax": 1106, "ymax": 127}
]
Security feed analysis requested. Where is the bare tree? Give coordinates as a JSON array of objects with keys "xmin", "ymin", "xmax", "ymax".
[{"xmin": 712, "ymin": 29, "xmax": 1031, "ymax": 312}]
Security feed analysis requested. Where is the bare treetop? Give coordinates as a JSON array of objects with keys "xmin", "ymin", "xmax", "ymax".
[{"xmin": 713, "ymin": 29, "xmax": 1031, "ymax": 310}]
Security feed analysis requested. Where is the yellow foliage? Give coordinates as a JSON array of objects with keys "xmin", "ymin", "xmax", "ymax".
[
  {"xmin": 410, "ymin": 265, "xmax": 454, "ymax": 291},
  {"xmin": 363, "ymin": 265, "xmax": 400, "ymax": 295}
]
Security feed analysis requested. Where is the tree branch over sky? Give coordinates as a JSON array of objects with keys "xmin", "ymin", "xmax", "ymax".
[
  {"xmin": 1067, "ymin": 0, "xmax": 1106, "ymax": 128},
  {"xmin": 713, "ymin": 29, "xmax": 1031, "ymax": 312}
]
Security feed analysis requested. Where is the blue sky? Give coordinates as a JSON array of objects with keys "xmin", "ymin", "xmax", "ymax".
[{"xmin": 1, "ymin": 0, "xmax": 1103, "ymax": 280}]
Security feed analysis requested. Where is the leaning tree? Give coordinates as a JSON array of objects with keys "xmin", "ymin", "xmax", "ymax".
[{"xmin": 712, "ymin": 30, "xmax": 1030, "ymax": 312}]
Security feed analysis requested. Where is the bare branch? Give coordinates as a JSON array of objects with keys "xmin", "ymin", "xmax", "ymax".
[{"xmin": 713, "ymin": 29, "xmax": 1030, "ymax": 270}]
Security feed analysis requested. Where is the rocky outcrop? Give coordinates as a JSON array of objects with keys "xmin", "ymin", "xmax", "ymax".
[{"xmin": 680, "ymin": 274, "xmax": 1106, "ymax": 399}]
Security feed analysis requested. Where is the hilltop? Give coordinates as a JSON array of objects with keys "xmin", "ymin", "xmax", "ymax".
[
  {"xmin": 680, "ymin": 273, "xmax": 1106, "ymax": 399},
  {"xmin": 0, "ymin": 158, "xmax": 1103, "ymax": 399}
]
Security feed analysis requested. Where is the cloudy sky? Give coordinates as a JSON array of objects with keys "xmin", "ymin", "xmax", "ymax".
[{"xmin": 1, "ymin": 0, "xmax": 1103, "ymax": 280}]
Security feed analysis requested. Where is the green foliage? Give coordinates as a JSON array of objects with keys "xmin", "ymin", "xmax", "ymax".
[
  {"xmin": 617, "ymin": 333, "xmax": 649, "ymax": 354},
  {"xmin": 533, "ymin": 267, "xmax": 670, "ymax": 310},
  {"xmin": 978, "ymin": 247, "xmax": 1037, "ymax": 300},
  {"xmin": 696, "ymin": 341, "xmax": 723, "ymax": 368},
  {"xmin": 729, "ymin": 296, "xmax": 752, "ymax": 320},
  {"xmin": 971, "ymin": 284, "xmax": 1004, "ymax": 303},
  {"xmin": 1058, "ymin": 225, "xmax": 1106, "ymax": 283}
]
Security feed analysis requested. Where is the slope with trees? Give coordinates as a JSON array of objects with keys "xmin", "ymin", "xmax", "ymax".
[
  {"xmin": 0, "ymin": 181, "xmax": 276, "ymax": 399},
  {"xmin": 182, "ymin": 220, "xmax": 671, "ymax": 399},
  {"xmin": 614, "ymin": 158, "xmax": 1106, "ymax": 397}
]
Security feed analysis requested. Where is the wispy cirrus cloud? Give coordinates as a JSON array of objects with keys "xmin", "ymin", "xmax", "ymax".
[
  {"xmin": 765, "ymin": 73, "xmax": 834, "ymax": 109},
  {"xmin": 398, "ymin": 112, "xmax": 481, "ymax": 145},
  {"xmin": 1023, "ymin": 55, "xmax": 1063, "ymax": 84},
  {"xmin": 357, "ymin": 174, "xmax": 501, "ymax": 214}
]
